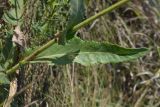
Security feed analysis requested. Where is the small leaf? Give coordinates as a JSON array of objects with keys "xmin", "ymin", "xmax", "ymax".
[
  {"xmin": 21, "ymin": 46, "xmax": 39, "ymax": 58},
  {"xmin": 33, "ymin": 37, "xmax": 148, "ymax": 66},
  {"xmin": 0, "ymin": 73, "xmax": 10, "ymax": 84},
  {"xmin": 59, "ymin": 0, "xmax": 85, "ymax": 44}
]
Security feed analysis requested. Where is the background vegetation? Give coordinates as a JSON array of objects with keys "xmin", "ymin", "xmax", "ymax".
[{"xmin": 0, "ymin": 0, "xmax": 160, "ymax": 107}]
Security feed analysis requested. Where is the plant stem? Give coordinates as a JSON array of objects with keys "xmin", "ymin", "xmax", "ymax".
[
  {"xmin": 6, "ymin": 0, "xmax": 130, "ymax": 75},
  {"xmin": 73, "ymin": 0, "xmax": 130, "ymax": 32},
  {"xmin": 6, "ymin": 39, "xmax": 56, "ymax": 75}
]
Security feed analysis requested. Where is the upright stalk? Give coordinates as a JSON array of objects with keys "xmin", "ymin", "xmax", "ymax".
[
  {"xmin": 6, "ymin": 0, "xmax": 130, "ymax": 75},
  {"xmin": 73, "ymin": 0, "xmax": 130, "ymax": 31}
]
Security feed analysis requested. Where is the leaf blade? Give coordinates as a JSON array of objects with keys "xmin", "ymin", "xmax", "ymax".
[
  {"xmin": 0, "ymin": 73, "xmax": 10, "ymax": 84},
  {"xmin": 59, "ymin": 0, "xmax": 85, "ymax": 44},
  {"xmin": 2, "ymin": 0, "xmax": 24, "ymax": 25},
  {"xmin": 33, "ymin": 37, "xmax": 148, "ymax": 66}
]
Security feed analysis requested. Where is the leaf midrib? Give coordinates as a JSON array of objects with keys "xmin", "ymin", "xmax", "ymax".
[{"xmin": 36, "ymin": 51, "xmax": 146, "ymax": 59}]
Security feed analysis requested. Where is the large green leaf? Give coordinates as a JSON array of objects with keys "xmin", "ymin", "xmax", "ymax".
[
  {"xmin": 59, "ymin": 0, "xmax": 85, "ymax": 44},
  {"xmin": 33, "ymin": 37, "xmax": 148, "ymax": 66},
  {"xmin": 0, "ymin": 73, "xmax": 10, "ymax": 84},
  {"xmin": 2, "ymin": 0, "xmax": 24, "ymax": 25}
]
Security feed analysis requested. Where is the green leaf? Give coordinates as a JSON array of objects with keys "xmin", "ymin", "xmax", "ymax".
[
  {"xmin": 59, "ymin": 0, "xmax": 85, "ymax": 44},
  {"xmin": 22, "ymin": 46, "xmax": 39, "ymax": 58},
  {"xmin": 0, "ymin": 65, "xmax": 5, "ymax": 72},
  {"xmin": 0, "ymin": 73, "xmax": 10, "ymax": 84},
  {"xmin": 33, "ymin": 37, "xmax": 148, "ymax": 66},
  {"xmin": 3, "ymin": 0, "xmax": 24, "ymax": 25},
  {"xmin": 67, "ymin": 0, "xmax": 85, "ymax": 32},
  {"xmin": 49, "ymin": 51, "xmax": 79, "ymax": 65},
  {"xmin": 2, "ymin": 36, "xmax": 13, "ymax": 62},
  {"xmin": 9, "ymin": 0, "xmax": 24, "ymax": 6},
  {"xmin": 0, "ymin": 36, "xmax": 15, "ymax": 70}
]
